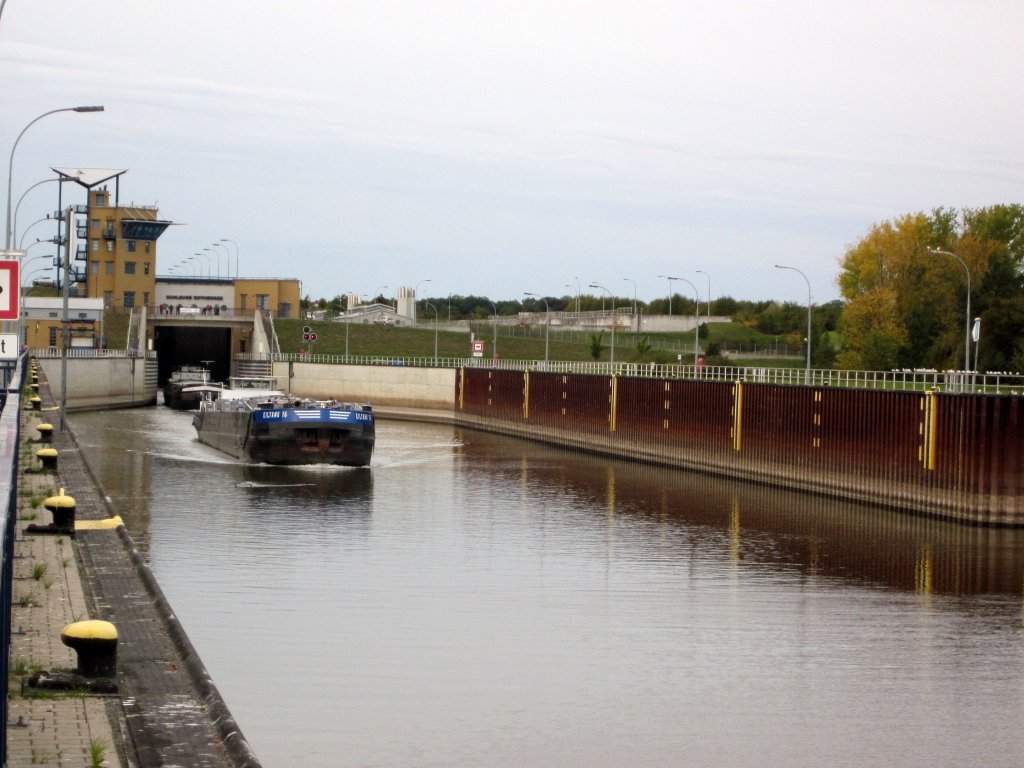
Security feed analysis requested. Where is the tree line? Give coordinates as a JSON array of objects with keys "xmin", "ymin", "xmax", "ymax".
[{"xmin": 300, "ymin": 203, "xmax": 1024, "ymax": 373}]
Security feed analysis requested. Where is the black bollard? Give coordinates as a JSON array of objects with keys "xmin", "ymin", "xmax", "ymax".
[
  {"xmin": 36, "ymin": 423, "xmax": 53, "ymax": 443},
  {"xmin": 43, "ymin": 489, "xmax": 75, "ymax": 527},
  {"xmin": 36, "ymin": 448, "xmax": 59, "ymax": 472},
  {"xmin": 60, "ymin": 620, "xmax": 118, "ymax": 678}
]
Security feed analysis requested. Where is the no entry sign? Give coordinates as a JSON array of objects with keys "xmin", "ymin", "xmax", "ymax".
[{"xmin": 0, "ymin": 261, "xmax": 19, "ymax": 321}]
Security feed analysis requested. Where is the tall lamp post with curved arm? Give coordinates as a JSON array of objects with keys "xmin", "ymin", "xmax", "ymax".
[
  {"xmin": 927, "ymin": 247, "xmax": 972, "ymax": 373},
  {"xmin": 486, "ymin": 299, "xmax": 498, "ymax": 361},
  {"xmin": 775, "ymin": 264, "xmax": 812, "ymax": 384},
  {"xmin": 414, "ymin": 278, "xmax": 431, "ymax": 322},
  {"xmin": 12, "ymin": 178, "xmax": 58, "ymax": 246},
  {"xmin": 696, "ymin": 270, "xmax": 711, "ymax": 324},
  {"xmin": 219, "ymin": 238, "xmax": 239, "ymax": 278},
  {"xmin": 424, "ymin": 301, "xmax": 439, "ymax": 363},
  {"xmin": 658, "ymin": 274, "xmax": 679, "ymax": 316},
  {"xmin": 524, "ymin": 292, "xmax": 550, "ymax": 363},
  {"xmin": 589, "ymin": 283, "xmax": 616, "ymax": 366},
  {"xmin": 6, "ymin": 106, "xmax": 104, "ymax": 250},
  {"xmin": 673, "ymin": 276, "xmax": 700, "ymax": 370},
  {"xmin": 623, "ymin": 277, "xmax": 638, "ymax": 332}
]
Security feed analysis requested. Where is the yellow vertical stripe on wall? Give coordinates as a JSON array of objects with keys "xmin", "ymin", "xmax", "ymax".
[
  {"xmin": 610, "ymin": 376, "xmax": 618, "ymax": 433},
  {"xmin": 920, "ymin": 391, "xmax": 937, "ymax": 471},
  {"xmin": 737, "ymin": 382, "xmax": 745, "ymax": 454}
]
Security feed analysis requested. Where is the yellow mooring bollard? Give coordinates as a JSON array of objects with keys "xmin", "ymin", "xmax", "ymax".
[
  {"xmin": 36, "ymin": 448, "xmax": 58, "ymax": 471},
  {"xmin": 61, "ymin": 620, "xmax": 118, "ymax": 678},
  {"xmin": 43, "ymin": 488, "xmax": 76, "ymax": 528},
  {"xmin": 29, "ymin": 396, "xmax": 41, "ymax": 411},
  {"xmin": 35, "ymin": 423, "xmax": 53, "ymax": 443}
]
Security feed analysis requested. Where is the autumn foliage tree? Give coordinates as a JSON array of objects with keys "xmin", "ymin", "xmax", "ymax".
[{"xmin": 837, "ymin": 205, "xmax": 1024, "ymax": 371}]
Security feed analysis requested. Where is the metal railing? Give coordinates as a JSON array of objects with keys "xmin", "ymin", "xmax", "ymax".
[
  {"xmin": 31, "ymin": 347, "xmax": 156, "ymax": 359},
  {"xmin": 0, "ymin": 354, "xmax": 26, "ymax": 766},
  {"xmin": 262, "ymin": 352, "xmax": 1024, "ymax": 394}
]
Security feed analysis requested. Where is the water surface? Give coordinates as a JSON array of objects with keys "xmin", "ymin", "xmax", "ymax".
[{"xmin": 71, "ymin": 406, "xmax": 1024, "ymax": 767}]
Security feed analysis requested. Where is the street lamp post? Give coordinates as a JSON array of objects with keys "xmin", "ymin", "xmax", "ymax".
[
  {"xmin": 219, "ymin": 238, "xmax": 239, "ymax": 278},
  {"xmin": 21, "ymin": 266, "xmax": 52, "ymax": 286},
  {"xmin": 775, "ymin": 264, "xmax": 812, "ymax": 384},
  {"xmin": 623, "ymin": 277, "xmax": 638, "ymax": 332},
  {"xmin": 425, "ymin": 301, "xmax": 439, "ymax": 364},
  {"xmin": 12, "ymin": 178, "xmax": 57, "ymax": 246},
  {"xmin": 5, "ymin": 106, "xmax": 104, "ymax": 251},
  {"xmin": 696, "ymin": 270, "xmax": 711, "ymax": 324},
  {"xmin": 524, "ymin": 292, "xmax": 550, "ymax": 363},
  {"xmin": 208, "ymin": 244, "xmax": 230, "ymax": 278},
  {"xmin": 414, "ymin": 279, "xmax": 431, "ymax": 322},
  {"xmin": 674, "ymin": 276, "xmax": 700, "ymax": 370},
  {"xmin": 19, "ymin": 217, "xmax": 54, "ymax": 249},
  {"xmin": 589, "ymin": 283, "xmax": 615, "ymax": 366},
  {"xmin": 486, "ymin": 299, "xmax": 498, "ymax": 361},
  {"xmin": 200, "ymin": 249, "xmax": 217, "ymax": 277},
  {"xmin": 927, "ymin": 247, "xmax": 972, "ymax": 373},
  {"xmin": 658, "ymin": 274, "xmax": 679, "ymax": 316}
]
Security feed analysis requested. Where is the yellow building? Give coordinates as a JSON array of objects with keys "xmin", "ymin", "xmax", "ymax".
[
  {"xmin": 82, "ymin": 183, "xmax": 170, "ymax": 310},
  {"xmin": 57, "ymin": 169, "xmax": 299, "ymax": 323},
  {"xmin": 233, "ymin": 278, "xmax": 300, "ymax": 319},
  {"xmin": 22, "ymin": 297, "xmax": 105, "ymax": 350}
]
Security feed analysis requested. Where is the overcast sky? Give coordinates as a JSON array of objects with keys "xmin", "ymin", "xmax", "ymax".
[{"xmin": 2, "ymin": 1, "xmax": 1021, "ymax": 305}]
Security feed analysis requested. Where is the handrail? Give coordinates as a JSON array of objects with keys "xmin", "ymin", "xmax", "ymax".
[
  {"xmin": 31, "ymin": 348, "xmax": 157, "ymax": 359},
  {"xmin": 259, "ymin": 352, "xmax": 1024, "ymax": 394},
  {"xmin": 0, "ymin": 353, "xmax": 27, "ymax": 765}
]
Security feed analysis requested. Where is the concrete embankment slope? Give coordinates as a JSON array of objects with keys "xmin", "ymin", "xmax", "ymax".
[{"xmin": 10, "ymin": 372, "xmax": 260, "ymax": 767}]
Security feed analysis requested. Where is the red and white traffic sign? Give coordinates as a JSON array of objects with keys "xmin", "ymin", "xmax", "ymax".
[{"xmin": 0, "ymin": 261, "xmax": 20, "ymax": 321}]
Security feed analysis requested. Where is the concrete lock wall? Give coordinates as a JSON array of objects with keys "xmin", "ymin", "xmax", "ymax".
[
  {"xmin": 38, "ymin": 357, "xmax": 155, "ymax": 411},
  {"xmin": 453, "ymin": 367, "xmax": 1024, "ymax": 526},
  {"xmin": 276, "ymin": 361, "xmax": 457, "ymax": 409}
]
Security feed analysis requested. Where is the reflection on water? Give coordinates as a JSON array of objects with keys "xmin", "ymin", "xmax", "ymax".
[{"xmin": 70, "ymin": 407, "xmax": 1024, "ymax": 768}]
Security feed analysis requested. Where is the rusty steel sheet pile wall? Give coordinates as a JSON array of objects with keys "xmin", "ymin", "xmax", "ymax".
[{"xmin": 456, "ymin": 367, "xmax": 1024, "ymax": 525}]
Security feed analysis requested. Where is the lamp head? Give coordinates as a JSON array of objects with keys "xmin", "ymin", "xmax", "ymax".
[{"xmin": 73, "ymin": 106, "xmax": 104, "ymax": 113}]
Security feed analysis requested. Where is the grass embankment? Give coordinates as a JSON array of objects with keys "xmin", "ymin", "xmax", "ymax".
[{"xmin": 272, "ymin": 317, "xmax": 803, "ymax": 367}]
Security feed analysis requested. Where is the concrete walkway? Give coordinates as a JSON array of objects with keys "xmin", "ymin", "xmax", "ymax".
[
  {"xmin": 7, "ymin": 368, "xmax": 260, "ymax": 767},
  {"xmin": 8, "ymin": 401, "xmax": 125, "ymax": 767}
]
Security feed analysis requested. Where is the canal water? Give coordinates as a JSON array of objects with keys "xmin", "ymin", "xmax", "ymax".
[{"xmin": 71, "ymin": 406, "xmax": 1024, "ymax": 768}]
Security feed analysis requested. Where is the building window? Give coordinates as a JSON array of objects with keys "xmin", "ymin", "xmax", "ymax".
[
  {"xmin": 256, "ymin": 294, "xmax": 270, "ymax": 310},
  {"xmin": 126, "ymin": 240, "xmax": 136, "ymax": 253},
  {"xmin": 91, "ymin": 219, "xmax": 99, "ymax": 232},
  {"xmin": 124, "ymin": 261, "xmax": 136, "ymax": 275},
  {"xmin": 143, "ymin": 292, "xmax": 150, "ymax": 307},
  {"xmin": 103, "ymin": 291, "xmax": 113, "ymax": 307},
  {"xmin": 124, "ymin": 291, "xmax": 135, "ymax": 308},
  {"xmin": 91, "ymin": 240, "xmax": 99, "ymax": 252},
  {"xmin": 90, "ymin": 261, "xmax": 99, "ymax": 275},
  {"xmin": 49, "ymin": 326, "xmax": 58, "ymax": 347},
  {"xmin": 105, "ymin": 261, "xmax": 114, "ymax": 275},
  {"xmin": 144, "ymin": 241, "xmax": 151, "ymax": 253},
  {"xmin": 106, "ymin": 241, "xmax": 114, "ymax": 253},
  {"xmin": 143, "ymin": 261, "xmax": 150, "ymax": 275},
  {"xmin": 279, "ymin": 302, "xmax": 291, "ymax": 319}
]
